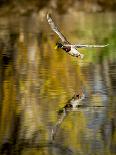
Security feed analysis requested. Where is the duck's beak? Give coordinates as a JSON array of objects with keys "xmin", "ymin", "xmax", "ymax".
[{"xmin": 54, "ymin": 45, "xmax": 58, "ymax": 50}]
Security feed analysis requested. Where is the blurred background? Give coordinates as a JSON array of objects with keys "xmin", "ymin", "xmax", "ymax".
[
  {"xmin": 0, "ymin": 0, "xmax": 116, "ymax": 155},
  {"xmin": 0, "ymin": 0, "xmax": 116, "ymax": 14}
]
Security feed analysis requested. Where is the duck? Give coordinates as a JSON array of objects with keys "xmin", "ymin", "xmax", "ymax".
[
  {"xmin": 47, "ymin": 13, "xmax": 109, "ymax": 59},
  {"xmin": 67, "ymin": 92, "xmax": 85, "ymax": 109}
]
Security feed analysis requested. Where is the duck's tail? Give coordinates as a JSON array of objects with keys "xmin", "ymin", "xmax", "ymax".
[{"xmin": 80, "ymin": 53, "xmax": 84, "ymax": 59}]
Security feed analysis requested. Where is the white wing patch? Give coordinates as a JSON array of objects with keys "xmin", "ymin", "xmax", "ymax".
[{"xmin": 64, "ymin": 44, "xmax": 109, "ymax": 48}]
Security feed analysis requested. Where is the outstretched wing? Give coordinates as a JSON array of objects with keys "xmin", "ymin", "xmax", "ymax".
[
  {"xmin": 64, "ymin": 44, "xmax": 109, "ymax": 48},
  {"xmin": 47, "ymin": 13, "xmax": 69, "ymax": 44}
]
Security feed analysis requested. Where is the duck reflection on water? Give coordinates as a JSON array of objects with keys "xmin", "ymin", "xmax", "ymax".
[
  {"xmin": 51, "ymin": 90, "xmax": 108, "ymax": 141},
  {"xmin": 51, "ymin": 91, "xmax": 85, "ymax": 141},
  {"xmin": 59, "ymin": 92, "xmax": 85, "ymax": 114}
]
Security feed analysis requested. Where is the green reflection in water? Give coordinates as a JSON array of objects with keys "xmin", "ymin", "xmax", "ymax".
[{"xmin": 0, "ymin": 12, "xmax": 116, "ymax": 155}]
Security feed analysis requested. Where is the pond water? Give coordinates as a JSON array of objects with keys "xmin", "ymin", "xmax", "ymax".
[{"xmin": 0, "ymin": 12, "xmax": 116, "ymax": 155}]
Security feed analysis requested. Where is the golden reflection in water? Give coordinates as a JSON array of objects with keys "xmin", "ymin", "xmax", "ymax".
[{"xmin": 0, "ymin": 12, "xmax": 116, "ymax": 155}]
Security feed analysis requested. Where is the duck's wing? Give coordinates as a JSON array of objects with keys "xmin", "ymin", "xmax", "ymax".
[
  {"xmin": 64, "ymin": 44, "xmax": 109, "ymax": 48},
  {"xmin": 47, "ymin": 13, "xmax": 69, "ymax": 44}
]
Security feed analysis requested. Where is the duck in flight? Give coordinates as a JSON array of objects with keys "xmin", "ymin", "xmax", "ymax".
[{"xmin": 47, "ymin": 13, "xmax": 109, "ymax": 59}]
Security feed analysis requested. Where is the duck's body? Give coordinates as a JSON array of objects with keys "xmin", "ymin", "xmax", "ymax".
[
  {"xmin": 47, "ymin": 13, "xmax": 109, "ymax": 59},
  {"xmin": 58, "ymin": 92, "xmax": 85, "ymax": 115},
  {"xmin": 57, "ymin": 42, "xmax": 84, "ymax": 58},
  {"xmin": 69, "ymin": 93, "xmax": 85, "ymax": 109}
]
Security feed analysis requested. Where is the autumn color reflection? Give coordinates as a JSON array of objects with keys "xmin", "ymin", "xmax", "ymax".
[{"xmin": 0, "ymin": 12, "xmax": 115, "ymax": 155}]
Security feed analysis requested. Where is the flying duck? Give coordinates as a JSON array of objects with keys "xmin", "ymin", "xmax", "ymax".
[{"xmin": 47, "ymin": 13, "xmax": 109, "ymax": 59}]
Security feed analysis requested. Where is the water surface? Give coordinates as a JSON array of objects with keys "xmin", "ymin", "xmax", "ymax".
[{"xmin": 0, "ymin": 12, "xmax": 116, "ymax": 155}]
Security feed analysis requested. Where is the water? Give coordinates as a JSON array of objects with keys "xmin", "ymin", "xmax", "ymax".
[{"xmin": 0, "ymin": 12, "xmax": 116, "ymax": 155}]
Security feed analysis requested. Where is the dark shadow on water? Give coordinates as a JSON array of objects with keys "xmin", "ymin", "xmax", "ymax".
[{"xmin": 0, "ymin": 141, "xmax": 73, "ymax": 155}]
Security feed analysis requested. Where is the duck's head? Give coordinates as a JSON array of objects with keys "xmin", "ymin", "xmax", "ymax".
[
  {"xmin": 56, "ymin": 42, "xmax": 63, "ymax": 48},
  {"xmin": 72, "ymin": 92, "xmax": 85, "ymax": 101}
]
